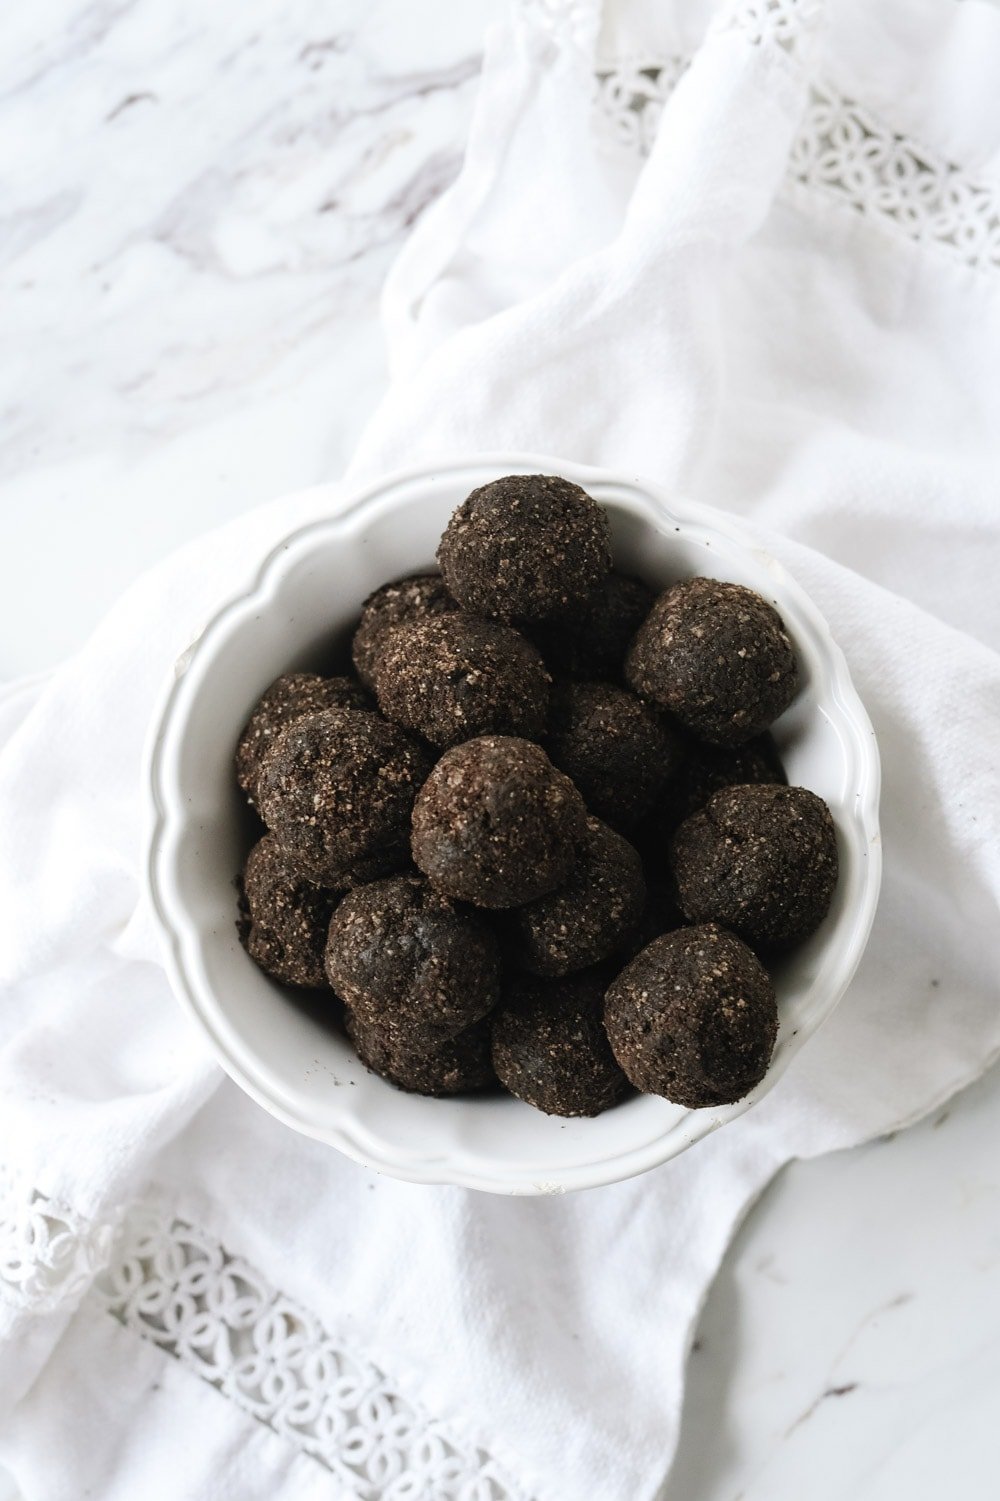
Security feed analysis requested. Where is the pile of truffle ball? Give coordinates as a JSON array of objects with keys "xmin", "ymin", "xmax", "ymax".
[{"xmin": 235, "ymin": 475, "xmax": 838, "ymax": 1118}]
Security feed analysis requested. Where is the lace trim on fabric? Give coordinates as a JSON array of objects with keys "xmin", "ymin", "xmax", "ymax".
[
  {"xmin": 93, "ymin": 1204, "xmax": 523, "ymax": 1497},
  {"xmin": 592, "ymin": 53, "xmax": 1000, "ymax": 273},
  {"xmin": 790, "ymin": 81, "xmax": 1000, "ymax": 272},
  {"xmin": 715, "ymin": 0, "xmax": 824, "ymax": 52},
  {"xmin": 0, "ymin": 1176, "xmax": 521, "ymax": 1498},
  {"xmin": 0, "ymin": 1171, "xmax": 122, "ymax": 1314},
  {"xmin": 0, "ymin": 1175, "xmax": 522, "ymax": 1501},
  {"xmin": 593, "ymin": 57, "xmax": 690, "ymax": 156},
  {"xmin": 515, "ymin": 0, "xmax": 601, "ymax": 54}
]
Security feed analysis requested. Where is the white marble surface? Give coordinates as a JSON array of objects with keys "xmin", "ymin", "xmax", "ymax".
[
  {"xmin": 663, "ymin": 1067, "xmax": 1000, "ymax": 1501},
  {"xmin": 2, "ymin": 3, "xmax": 998, "ymax": 1498},
  {"xmin": 0, "ymin": 0, "xmax": 496, "ymax": 675}
]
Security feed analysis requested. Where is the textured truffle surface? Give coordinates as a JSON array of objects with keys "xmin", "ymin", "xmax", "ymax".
[
  {"xmin": 411, "ymin": 735, "xmax": 588, "ymax": 908},
  {"xmin": 544, "ymin": 680, "xmax": 683, "ymax": 830},
  {"xmin": 236, "ymin": 673, "xmax": 370, "ymax": 804},
  {"xmin": 237, "ymin": 834, "xmax": 339, "ymax": 988},
  {"xmin": 605, "ymin": 924, "xmax": 777, "ymax": 1106},
  {"xmin": 351, "ymin": 574, "xmax": 457, "ymax": 691},
  {"xmin": 625, "ymin": 577, "xmax": 798, "ymax": 746},
  {"xmin": 491, "ymin": 971, "xmax": 630, "ymax": 1117},
  {"xmin": 373, "ymin": 612, "xmax": 550, "ymax": 749},
  {"xmin": 509, "ymin": 816, "xmax": 645, "ymax": 976},
  {"xmin": 437, "ymin": 474, "xmax": 611, "ymax": 624},
  {"xmin": 325, "ymin": 874, "xmax": 500, "ymax": 1046},
  {"xmin": 258, "ymin": 707, "xmax": 433, "ymax": 886},
  {"xmin": 672, "ymin": 783, "xmax": 838, "ymax": 951},
  {"xmin": 531, "ymin": 572, "xmax": 655, "ymax": 680},
  {"xmin": 346, "ymin": 1010, "xmax": 496, "ymax": 1097}
]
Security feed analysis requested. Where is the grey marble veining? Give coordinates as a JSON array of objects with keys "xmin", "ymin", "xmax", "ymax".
[
  {"xmin": 0, "ymin": 0, "xmax": 498, "ymax": 672},
  {"xmin": 663, "ymin": 1059, "xmax": 1000, "ymax": 1501}
]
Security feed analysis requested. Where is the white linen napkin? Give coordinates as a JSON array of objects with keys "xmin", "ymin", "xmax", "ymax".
[{"xmin": 3, "ymin": 1, "xmax": 1000, "ymax": 1498}]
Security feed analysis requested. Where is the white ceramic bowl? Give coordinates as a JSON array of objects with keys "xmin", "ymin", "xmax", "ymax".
[{"xmin": 145, "ymin": 454, "xmax": 881, "ymax": 1194}]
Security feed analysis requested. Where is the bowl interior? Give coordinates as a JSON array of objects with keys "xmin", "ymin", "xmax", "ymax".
[{"xmin": 149, "ymin": 459, "xmax": 880, "ymax": 1193}]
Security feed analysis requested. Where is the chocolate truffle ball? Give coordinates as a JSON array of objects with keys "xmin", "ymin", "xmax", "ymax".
[
  {"xmin": 605, "ymin": 925, "xmax": 777, "ymax": 1107},
  {"xmin": 412, "ymin": 736, "xmax": 588, "ymax": 909},
  {"xmin": 372, "ymin": 613, "xmax": 550, "ymax": 749},
  {"xmin": 531, "ymin": 572, "xmax": 655, "ymax": 680},
  {"xmin": 235, "ymin": 672, "xmax": 370, "ymax": 805},
  {"xmin": 352, "ymin": 574, "xmax": 457, "ymax": 691},
  {"xmin": 509, "ymin": 816, "xmax": 645, "ymax": 976},
  {"xmin": 618, "ymin": 877, "xmax": 686, "ymax": 963},
  {"xmin": 258, "ymin": 707, "xmax": 432, "ymax": 887},
  {"xmin": 346, "ymin": 1009, "xmax": 496, "ymax": 1097},
  {"xmin": 625, "ymin": 577, "xmax": 798, "ymax": 747},
  {"xmin": 544, "ymin": 680, "xmax": 684, "ymax": 831},
  {"xmin": 672, "ymin": 784, "xmax": 838, "ymax": 951},
  {"xmin": 437, "ymin": 474, "xmax": 611, "ymax": 624},
  {"xmin": 325, "ymin": 874, "xmax": 500, "ymax": 1047},
  {"xmin": 237, "ymin": 834, "xmax": 339, "ymax": 988},
  {"xmin": 491, "ymin": 971, "xmax": 630, "ymax": 1117}
]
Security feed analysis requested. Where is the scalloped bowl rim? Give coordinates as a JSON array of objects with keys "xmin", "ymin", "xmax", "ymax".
[{"xmin": 144, "ymin": 453, "xmax": 882, "ymax": 1194}]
